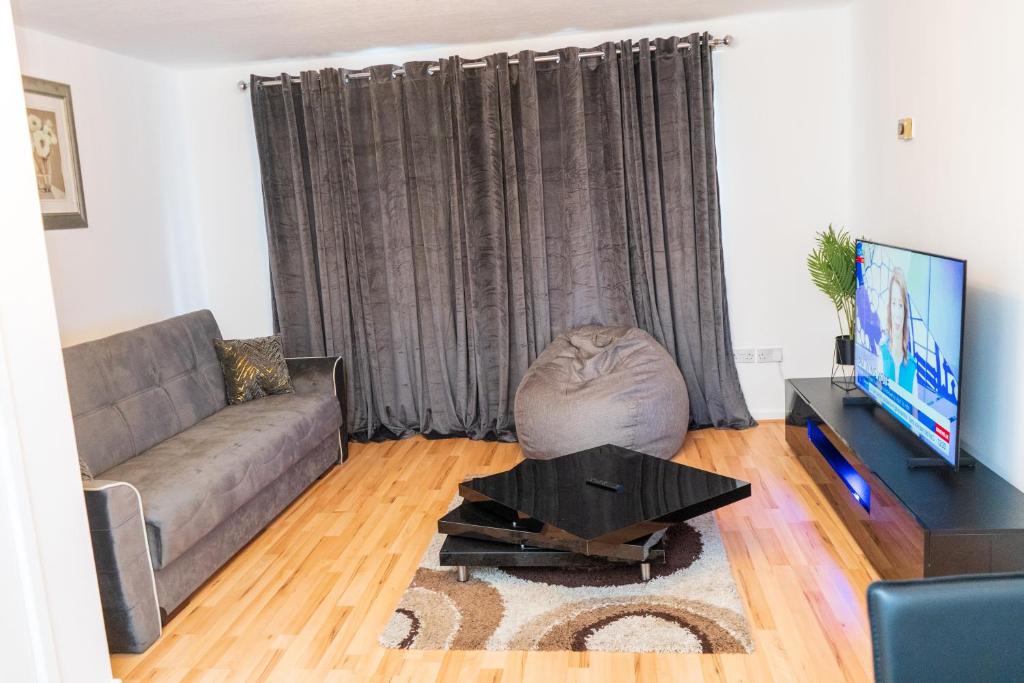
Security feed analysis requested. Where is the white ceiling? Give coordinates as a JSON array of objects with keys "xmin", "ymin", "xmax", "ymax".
[{"xmin": 12, "ymin": 0, "xmax": 847, "ymax": 66}]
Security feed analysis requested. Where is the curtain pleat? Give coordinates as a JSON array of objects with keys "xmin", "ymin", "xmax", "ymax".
[
  {"xmin": 250, "ymin": 75, "xmax": 325, "ymax": 357},
  {"xmin": 251, "ymin": 32, "xmax": 755, "ymax": 440}
]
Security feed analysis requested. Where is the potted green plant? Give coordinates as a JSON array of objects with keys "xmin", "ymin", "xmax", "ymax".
[{"xmin": 807, "ymin": 225, "xmax": 857, "ymax": 366}]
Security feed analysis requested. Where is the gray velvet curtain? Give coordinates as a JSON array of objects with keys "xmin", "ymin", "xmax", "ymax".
[{"xmin": 251, "ymin": 33, "xmax": 754, "ymax": 441}]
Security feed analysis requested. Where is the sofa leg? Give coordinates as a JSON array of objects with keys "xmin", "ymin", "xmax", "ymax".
[
  {"xmin": 337, "ymin": 430, "xmax": 349, "ymax": 464},
  {"xmin": 161, "ymin": 595, "xmax": 192, "ymax": 626},
  {"xmin": 457, "ymin": 566, "xmax": 469, "ymax": 582}
]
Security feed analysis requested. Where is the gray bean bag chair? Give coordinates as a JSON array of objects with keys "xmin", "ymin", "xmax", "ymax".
[{"xmin": 514, "ymin": 325, "xmax": 689, "ymax": 460}]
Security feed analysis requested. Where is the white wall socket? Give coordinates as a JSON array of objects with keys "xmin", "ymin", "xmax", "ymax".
[
  {"xmin": 756, "ymin": 346, "xmax": 784, "ymax": 363},
  {"xmin": 734, "ymin": 348, "xmax": 756, "ymax": 364}
]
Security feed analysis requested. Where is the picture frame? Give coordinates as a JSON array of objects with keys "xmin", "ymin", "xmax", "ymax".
[{"xmin": 23, "ymin": 76, "xmax": 87, "ymax": 230}]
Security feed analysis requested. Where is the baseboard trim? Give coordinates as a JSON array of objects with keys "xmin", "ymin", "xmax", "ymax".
[{"xmin": 750, "ymin": 408, "xmax": 785, "ymax": 421}]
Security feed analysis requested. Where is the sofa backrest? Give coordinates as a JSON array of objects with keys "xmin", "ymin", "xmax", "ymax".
[{"xmin": 63, "ymin": 310, "xmax": 228, "ymax": 476}]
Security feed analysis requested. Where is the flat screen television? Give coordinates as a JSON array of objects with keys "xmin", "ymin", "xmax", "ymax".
[{"xmin": 853, "ymin": 240, "xmax": 967, "ymax": 467}]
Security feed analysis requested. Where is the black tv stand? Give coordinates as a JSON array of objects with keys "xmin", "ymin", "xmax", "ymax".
[{"xmin": 786, "ymin": 378, "xmax": 1024, "ymax": 579}]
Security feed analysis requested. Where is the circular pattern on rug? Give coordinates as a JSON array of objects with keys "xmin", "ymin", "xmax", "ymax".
[
  {"xmin": 508, "ymin": 597, "xmax": 751, "ymax": 653},
  {"xmin": 500, "ymin": 522, "xmax": 703, "ymax": 587},
  {"xmin": 410, "ymin": 568, "xmax": 504, "ymax": 649},
  {"xmin": 378, "ymin": 507, "xmax": 754, "ymax": 654},
  {"xmin": 378, "ymin": 586, "xmax": 461, "ymax": 649}
]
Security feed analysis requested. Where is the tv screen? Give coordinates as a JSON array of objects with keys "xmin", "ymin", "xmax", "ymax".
[{"xmin": 853, "ymin": 240, "xmax": 967, "ymax": 466}]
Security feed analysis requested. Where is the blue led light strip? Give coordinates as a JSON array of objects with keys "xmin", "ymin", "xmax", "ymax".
[{"xmin": 806, "ymin": 420, "xmax": 871, "ymax": 512}]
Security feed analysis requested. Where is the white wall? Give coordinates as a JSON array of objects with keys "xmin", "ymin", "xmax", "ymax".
[
  {"xmin": 0, "ymin": 3, "xmax": 111, "ymax": 680},
  {"xmin": 172, "ymin": 6, "xmax": 854, "ymax": 415},
  {"xmin": 713, "ymin": 8, "xmax": 852, "ymax": 417},
  {"xmin": 849, "ymin": 0, "xmax": 1024, "ymax": 489},
  {"xmin": 15, "ymin": 27, "xmax": 206, "ymax": 346}
]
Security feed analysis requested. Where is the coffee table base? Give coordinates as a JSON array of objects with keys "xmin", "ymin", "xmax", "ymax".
[
  {"xmin": 440, "ymin": 534, "xmax": 665, "ymax": 582},
  {"xmin": 452, "ymin": 561, "xmax": 653, "ymax": 582},
  {"xmin": 439, "ymin": 500, "xmax": 666, "ymax": 562}
]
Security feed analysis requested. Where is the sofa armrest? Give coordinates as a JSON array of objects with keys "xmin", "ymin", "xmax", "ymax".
[
  {"xmin": 82, "ymin": 479, "xmax": 161, "ymax": 653},
  {"xmin": 286, "ymin": 356, "xmax": 349, "ymax": 463}
]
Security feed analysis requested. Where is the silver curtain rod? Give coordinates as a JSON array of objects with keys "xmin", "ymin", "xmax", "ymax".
[{"xmin": 242, "ymin": 35, "xmax": 732, "ymax": 90}]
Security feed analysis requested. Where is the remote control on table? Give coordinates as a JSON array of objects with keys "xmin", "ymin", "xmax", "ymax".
[{"xmin": 585, "ymin": 478, "xmax": 624, "ymax": 493}]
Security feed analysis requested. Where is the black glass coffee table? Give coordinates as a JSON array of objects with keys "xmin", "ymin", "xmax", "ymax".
[{"xmin": 438, "ymin": 444, "xmax": 750, "ymax": 581}]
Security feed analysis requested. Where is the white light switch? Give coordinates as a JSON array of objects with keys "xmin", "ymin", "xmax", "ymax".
[
  {"xmin": 756, "ymin": 347, "xmax": 784, "ymax": 363},
  {"xmin": 734, "ymin": 348, "xmax": 755, "ymax": 364}
]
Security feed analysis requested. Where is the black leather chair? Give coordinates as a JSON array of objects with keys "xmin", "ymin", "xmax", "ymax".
[{"xmin": 867, "ymin": 573, "xmax": 1024, "ymax": 682}]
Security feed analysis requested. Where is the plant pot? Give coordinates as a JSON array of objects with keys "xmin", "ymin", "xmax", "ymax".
[{"xmin": 835, "ymin": 335, "xmax": 855, "ymax": 366}]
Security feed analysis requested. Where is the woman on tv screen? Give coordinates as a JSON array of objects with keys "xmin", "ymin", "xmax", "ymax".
[{"xmin": 879, "ymin": 268, "xmax": 917, "ymax": 394}]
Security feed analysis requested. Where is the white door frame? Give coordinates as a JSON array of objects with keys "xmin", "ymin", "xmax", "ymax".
[{"xmin": 0, "ymin": 2, "xmax": 113, "ymax": 680}]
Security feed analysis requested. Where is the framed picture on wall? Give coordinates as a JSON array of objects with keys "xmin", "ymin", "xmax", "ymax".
[{"xmin": 23, "ymin": 76, "xmax": 87, "ymax": 229}]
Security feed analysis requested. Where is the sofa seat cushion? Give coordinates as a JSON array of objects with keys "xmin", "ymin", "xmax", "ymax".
[{"xmin": 101, "ymin": 392, "xmax": 341, "ymax": 569}]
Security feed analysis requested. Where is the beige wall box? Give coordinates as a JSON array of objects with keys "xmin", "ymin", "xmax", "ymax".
[{"xmin": 897, "ymin": 117, "xmax": 914, "ymax": 140}]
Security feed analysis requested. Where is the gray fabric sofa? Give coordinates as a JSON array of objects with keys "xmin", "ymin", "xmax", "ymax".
[{"xmin": 64, "ymin": 310, "xmax": 347, "ymax": 653}]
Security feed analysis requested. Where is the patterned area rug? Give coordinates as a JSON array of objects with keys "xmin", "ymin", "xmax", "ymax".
[{"xmin": 380, "ymin": 502, "xmax": 753, "ymax": 653}]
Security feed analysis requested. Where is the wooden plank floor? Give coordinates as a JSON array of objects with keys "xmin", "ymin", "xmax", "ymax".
[{"xmin": 111, "ymin": 422, "xmax": 879, "ymax": 682}]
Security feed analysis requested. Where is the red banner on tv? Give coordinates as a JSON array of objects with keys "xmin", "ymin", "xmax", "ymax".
[{"xmin": 934, "ymin": 424, "xmax": 951, "ymax": 443}]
